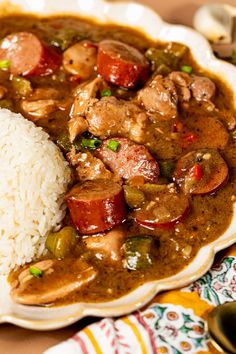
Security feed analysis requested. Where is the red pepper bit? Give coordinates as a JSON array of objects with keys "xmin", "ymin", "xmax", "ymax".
[
  {"xmin": 189, "ymin": 164, "xmax": 203, "ymax": 181},
  {"xmin": 183, "ymin": 132, "xmax": 198, "ymax": 143},
  {"xmin": 180, "ymin": 132, "xmax": 198, "ymax": 149}
]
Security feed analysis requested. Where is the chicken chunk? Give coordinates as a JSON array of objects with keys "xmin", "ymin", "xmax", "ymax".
[
  {"xmin": 69, "ymin": 78, "xmax": 103, "ymax": 141},
  {"xmin": 69, "ymin": 77, "xmax": 148, "ymax": 143},
  {"xmin": 86, "ymin": 96, "xmax": 148, "ymax": 143},
  {"xmin": 11, "ymin": 259, "xmax": 97, "ymax": 305},
  {"xmin": 137, "ymin": 74, "xmax": 178, "ymax": 120},
  {"xmin": 16, "ymin": 260, "xmax": 54, "ymax": 287},
  {"xmin": 68, "ymin": 149, "xmax": 113, "ymax": 182},
  {"xmin": 29, "ymin": 87, "xmax": 62, "ymax": 101},
  {"xmin": 70, "ymin": 77, "xmax": 103, "ymax": 119},
  {"xmin": 190, "ymin": 76, "xmax": 216, "ymax": 102},
  {"xmin": 84, "ymin": 226, "xmax": 125, "ymax": 263},
  {"xmin": 21, "ymin": 99, "xmax": 59, "ymax": 119},
  {"xmin": 168, "ymin": 71, "xmax": 192, "ymax": 102},
  {"xmin": 168, "ymin": 71, "xmax": 216, "ymax": 106},
  {"xmin": 21, "ymin": 87, "xmax": 71, "ymax": 120},
  {"xmin": 63, "ymin": 40, "xmax": 97, "ymax": 79},
  {"xmin": 68, "ymin": 116, "xmax": 88, "ymax": 142}
]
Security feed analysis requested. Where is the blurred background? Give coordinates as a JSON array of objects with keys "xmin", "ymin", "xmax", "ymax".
[{"xmin": 111, "ymin": 0, "xmax": 236, "ymax": 27}]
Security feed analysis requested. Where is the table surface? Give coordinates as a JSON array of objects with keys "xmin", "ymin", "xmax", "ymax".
[{"xmin": 1, "ymin": 1, "xmax": 236, "ymax": 353}]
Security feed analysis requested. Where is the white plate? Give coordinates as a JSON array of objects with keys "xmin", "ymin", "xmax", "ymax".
[{"xmin": 0, "ymin": 0, "xmax": 236, "ymax": 331}]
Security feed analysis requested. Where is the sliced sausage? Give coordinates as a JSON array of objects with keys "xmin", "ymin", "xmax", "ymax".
[
  {"xmin": 97, "ymin": 40, "xmax": 149, "ymax": 88},
  {"xmin": 190, "ymin": 76, "xmax": 216, "ymax": 102},
  {"xmin": 96, "ymin": 138, "xmax": 159, "ymax": 182},
  {"xmin": 83, "ymin": 226, "xmax": 125, "ymax": 263},
  {"xmin": 0, "ymin": 32, "xmax": 61, "ymax": 76},
  {"xmin": 133, "ymin": 187, "xmax": 189, "ymax": 229},
  {"xmin": 173, "ymin": 149, "xmax": 228, "ymax": 195},
  {"xmin": 63, "ymin": 40, "xmax": 97, "ymax": 79},
  {"xmin": 66, "ymin": 180, "xmax": 126, "ymax": 234},
  {"xmin": 183, "ymin": 116, "xmax": 229, "ymax": 150}
]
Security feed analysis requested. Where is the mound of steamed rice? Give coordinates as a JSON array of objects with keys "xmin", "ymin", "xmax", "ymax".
[{"xmin": 0, "ymin": 109, "xmax": 71, "ymax": 275}]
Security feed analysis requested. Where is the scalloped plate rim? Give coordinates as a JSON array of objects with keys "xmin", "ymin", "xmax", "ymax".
[{"xmin": 0, "ymin": 0, "xmax": 236, "ymax": 331}]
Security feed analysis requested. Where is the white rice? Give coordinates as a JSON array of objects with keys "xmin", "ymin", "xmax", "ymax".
[{"xmin": 0, "ymin": 109, "xmax": 72, "ymax": 275}]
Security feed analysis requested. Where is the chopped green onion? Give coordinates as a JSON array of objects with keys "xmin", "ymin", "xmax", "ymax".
[
  {"xmin": 100, "ymin": 89, "xmax": 112, "ymax": 97},
  {"xmin": 107, "ymin": 139, "xmax": 120, "ymax": 152},
  {"xmin": 0, "ymin": 59, "xmax": 10, "ymax": 69},
  {"xmin": 29, "ymin": 266, "xmax": 43, "ymax": 278},
  {"xmin": 81, "ymin": 138, "xmax": 101, "ymax": 149},
  {"xmin": 181, "ymin": 65, "xmax": 193, "ymax": 74}
]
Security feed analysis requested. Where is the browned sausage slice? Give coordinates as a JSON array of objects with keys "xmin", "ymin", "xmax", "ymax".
[
  {"xmin": 173, "ymin": 149, "xmax": 228, "ymax": 195},
  {"xmin": 133, "ymin": 187, "xmax": 189, "ymax": 229},
  {"xmin": 0, "ymin": 32, "xmax": 61, "ymax": 76},
  {"xmin": 66, "ymin": 180, "xmax": 126, "ymax": 234},
  {"xmin": 97, "ymin": 40, "xmax": 150, "ymax": 88},
  {"xmin": 96, "ymin": 138, "xmax": 159, "ymax": 182}
]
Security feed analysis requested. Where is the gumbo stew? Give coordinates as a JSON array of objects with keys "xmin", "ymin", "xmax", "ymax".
[{"xmin": 2, "ymin": 15, "xmax": 236, "ymax": 306}]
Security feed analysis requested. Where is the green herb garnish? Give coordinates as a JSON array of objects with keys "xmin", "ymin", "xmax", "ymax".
[
  {"xmin": 100, "ymin": 89, "xmax": 112, "ymax": 97},
  {"xmin": 107, "ymin": 139, "xmax": 120, "ymax": 152},
  {"xmin": 181, "ymin": 65, "xmax": 193, "ymax": 74},
  {"xmin": 81, "ymin": 138, "xmax": 102, "ymax": 149},
  {"xmin": 29, "ymin": 266, "xmax": 43, "ymax": 278},
  {"xmin": 0, "ymin": 59, "xmax": 10, "ymax": 70}
]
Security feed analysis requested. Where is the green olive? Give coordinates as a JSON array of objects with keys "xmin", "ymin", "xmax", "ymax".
[{"xmin": 46, "ymin": 226, "xmax": 77, "ymax": 259}]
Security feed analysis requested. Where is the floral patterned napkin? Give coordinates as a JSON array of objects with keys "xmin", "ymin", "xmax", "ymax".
[{"xmin": 44, "ymin": 245, "xmax": 236, "ymax": 354}]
